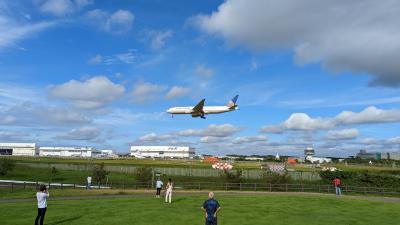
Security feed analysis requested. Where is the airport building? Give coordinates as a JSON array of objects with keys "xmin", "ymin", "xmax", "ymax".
[
  {"xmin": 99, "ymin": 150, "xmax": 118, "ymax": 158},
  {"xmin": 0, "ymin": 143, "xmax": 38, "ymax": 156},
  {"xmin": 39, "ymin": 146, "xmax": 101, "ymax": 157},
  {"xmin": 381, "ymin": 152, "xmax": 400, "ymax": 161},
  {"xmin": 356, "ymin": 150, "xmax": 381, "ymax": 160},
  {"xmin": 130, "ymin": 146, "xmax": 195, "ymax": 159},
  {"xmin": 304, "ymin": 147, "xmax": 315, "ymax": 156}
]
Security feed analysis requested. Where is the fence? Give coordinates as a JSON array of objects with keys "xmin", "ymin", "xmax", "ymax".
[
  {"xmin": 17, "ymin": 162, "xmax": 321, "ymax": 181},
  {"xmin": 2, "ymin": 181, "xmax": 400, "ymax": 197}
]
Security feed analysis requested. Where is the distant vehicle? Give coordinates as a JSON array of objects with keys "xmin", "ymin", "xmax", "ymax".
[{"xmin": 166, "ymin": 95, "xmax": 239, "ymax": 119}]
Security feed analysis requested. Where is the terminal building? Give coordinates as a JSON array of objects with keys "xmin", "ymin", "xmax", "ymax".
[
  {"xmin": 0, "ymin": 143, "xmax": 38, "ymax": 156},
  {"xmin": 39, "ymin": 147, "xmax": 101, "ymax": 157},
  {"xmin": 130, "ymin": 146, "xmax": 195, "ymax": 159}
]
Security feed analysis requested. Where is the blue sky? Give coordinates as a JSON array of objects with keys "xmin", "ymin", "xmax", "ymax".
[{"xmin": 1, "ymin": 0, "xmax": 400, "ymax": 157}]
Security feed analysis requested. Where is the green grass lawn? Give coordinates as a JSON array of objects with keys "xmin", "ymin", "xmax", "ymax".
[{"xmin": 1, "ymin": 193, "xmax": 399, "ymax": 225}]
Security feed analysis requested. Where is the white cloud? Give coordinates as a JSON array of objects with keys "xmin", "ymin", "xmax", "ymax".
[
  {"xmin": 261, "ymin": 106, "xmax": 400, "ymax": 133},
  {"xmin": 137, "ymin": 133, "xmax": 171, "ymax": 142},
  {"xmin": 335, "ymin": 106, "xmax": 400, "ymax": 125},
  {"xmin": 74, "ymin": 0, "xmax": 93, "ymax": 9},
  {"xmin": 326, "ymin": 128, "xmax": 359, "ymax": 140},
  {"xmin": 250, "ymin": 58, "xmax": 258, "ymax": 71},
  {"xmin": 49, "ymin": 76, "xmax": 125, "ymax": 109},
  {"xmin": 0, "ymin": 103, "xmax": 92, "ymax": 126},
  {"xmin": 261, "ymin": 113, "xmax": 334, "ymax": 133},
  {"xmin": 165, "ymin": 86, "xmax": 190, "ymax": 99},
  {"xmin": 194, "ymin": 64, "xmax": 214, "ymax": 79},
  {"xmin": 90, "ymin": 50, "xmax": 136, "ymax": 65},
  {"xmin": 177, "ymin": 124, "xmax": 240, "ymax": 137},
  {"xmin": 88, "ymin": 54, "xmax": 102, "ymax": 64},
  {"xmin": 387, "ymin": 137, "xmax": 400, "ymax": 144},
  {"xmin": 0, "ymin": 115, "xmax": 16, "ymax": 125},
  {"xmin": 194, "ymin": 0, "xmax": 400, "ymax": 87},
  {"xmin": 56, "ymin": 126, "xmax": 101, "ymax": 140},
  {"xmin": 39, "ymin": 0, "xmax": 93, "ymax": 16},
  {"xmin": 86, "ymin": 9, "xmax": 134, "ymax": 34},
  {"xmin": 0, "ymin": 14, "xmax": 55, "ymax": 49},
  {"xmin": 0, "ymin": 130, "xmax": 31, "ymax": 140},
  {"xmin": 233, "ymin": 135, "xmax": 267, "ymax": 144},
  {"xmin": 130, "ymin": 81, "xmax": 167, "ymax": 103},
  {"xmin": 200, "ymin": 136, "xmax": 229, "ymax": 143},
  {"xmin": 144, "ymin": 30, "xmax": 173, "ymax": 50},
  {"xmin": 115, "ymin": 51, "xmax": 135, "ymax": 64}
]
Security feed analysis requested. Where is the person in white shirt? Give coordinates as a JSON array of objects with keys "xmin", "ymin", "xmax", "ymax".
[
  {"xmin": 165, "ymin": 178, "xmax": 173, "ymax": 203},
  {"xmin": 87, "ymin": 176, "xmax": 92, "ymax": 190},
  {"xmin": 156, "ymin": 179, "xmax": 163, "ymax": 198},
  {"xmin": 35, "ymin": 185, "xmax": 49, "ymax": 225}
]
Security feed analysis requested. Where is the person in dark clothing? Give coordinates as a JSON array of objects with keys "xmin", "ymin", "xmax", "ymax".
[
  {"xmin": 202, "ymin": 192, "xmax": 221, "ymax": 225},
  {"xmin": 35, "ymin": 185, "xmax": 49, "ymax": 225}
]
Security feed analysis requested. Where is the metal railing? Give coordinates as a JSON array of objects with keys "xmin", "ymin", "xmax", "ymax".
[{"xmin": 1, "ymin": 181, "xmax": 400, "ymax": 197}]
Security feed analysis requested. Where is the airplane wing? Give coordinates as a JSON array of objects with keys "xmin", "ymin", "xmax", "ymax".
[{"xmin": 192, "ymin": 99, "xmax": 205, "ymax": 114}]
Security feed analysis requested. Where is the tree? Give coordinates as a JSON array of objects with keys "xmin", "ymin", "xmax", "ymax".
[
  {"xmin": 50, "ymin": 166, "xmax": 58, "ymax": 181},
  {"xmin": 0, "ymin": 158, "xmax": 16, "ymax": 176},
  {"xmin": 134, "ymin": 167, "xmax": 153, "ymax": 183},
  {"xmin": 223, "ymin": 169, "xmax": 243, "ymax": 183},
  {"xmin": 92, "ymin": 163, "xmax": 109, "ymax": 184}
]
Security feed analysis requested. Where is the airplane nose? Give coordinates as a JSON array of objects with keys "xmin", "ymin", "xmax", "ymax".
[{"xmin": 167, "ymin": 108, "xmax": 172, "ymax": 113}]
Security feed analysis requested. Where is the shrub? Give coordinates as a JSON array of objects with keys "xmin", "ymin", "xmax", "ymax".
[
  {"xmin": 92, "ymin": 163, "xmax": 109, "ymax": 184},
  {"xmin": 134, "ymin": 167, "xmax": 153, "ymax": 183},
  {"xmin": 223, "ymin": 169, "xmax": 243, "ymax": 183},
  {"xmin": 319, "ymin": 170, "xmax": 400, "ymax": 187},
  {"xmin": 262, "ymin": 171, "xmax": 292, "ymax": 184},
  {"xmin": 0, "ymin": 158, "xmax": 16, "ymax": 176}
]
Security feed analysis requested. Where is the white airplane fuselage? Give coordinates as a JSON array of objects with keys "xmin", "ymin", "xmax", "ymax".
[
  {"xmin": 167, "ymin": 106, "xmax": 236, "ymax": 115},
  {"xmin": 167, "ymin": 95, "xmax": 239, "ymax": 118}
]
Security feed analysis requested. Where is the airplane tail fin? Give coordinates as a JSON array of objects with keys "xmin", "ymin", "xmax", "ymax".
[{"xmin": 227, "ymin": 95, "xmax": 239, "ymax": 109}]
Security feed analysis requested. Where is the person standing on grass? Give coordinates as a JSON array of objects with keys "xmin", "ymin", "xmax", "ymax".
[
  {"xmin": 202, "ymin": 192, "xmax": 221, "ymax": 225},
  {"xmin": 87, "ymin": 176, "xmax": 92, "ymax": 190},
  {"xmin": 165, "ymin": 178, "xmax": 173, "ymax": 203},
  {"xmin": 156, "ymin": 178, "xmax": 163, "ymax": 198},
  {"xmin": 35, "ymin": 185, "xmax": 49, "ymax": 225},
  {"xmin": 333, "ymin": 177, "xmax": 342, "ymax": 196}
]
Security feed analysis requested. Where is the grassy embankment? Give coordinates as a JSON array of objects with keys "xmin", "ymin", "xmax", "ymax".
[{"xmin": 1, "ymin": 193, "xmax": 399, "ymax": 225}]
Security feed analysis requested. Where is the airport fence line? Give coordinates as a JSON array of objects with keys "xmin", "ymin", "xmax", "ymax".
[
  {"xmin": 17, "ymin": 162, "xmax": 321, "ymax": 181},
  {"xmin": 1, "ymin": 181, "xmax": 400, "ymax": 197}
]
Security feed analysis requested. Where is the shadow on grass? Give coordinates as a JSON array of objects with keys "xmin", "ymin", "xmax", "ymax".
[{"xmin": 47, "ymin": 215, "xmax": 82, "ymax": 225}]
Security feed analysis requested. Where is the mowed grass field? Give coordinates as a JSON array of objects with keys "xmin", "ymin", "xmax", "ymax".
[{"xmin": 1, "ymin": 193, "xmax": 400, "ymax": 225}]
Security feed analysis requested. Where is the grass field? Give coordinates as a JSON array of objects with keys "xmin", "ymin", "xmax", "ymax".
[{"xmin": 1, "ymin": 192, "xmax": 400, "ymax": 225}]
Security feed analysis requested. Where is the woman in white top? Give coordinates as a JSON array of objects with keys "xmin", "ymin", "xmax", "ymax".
[
  {"xmin": 165, "ymin": 178, "xmax": 173, "ymax": 203},
  {"xmin": 35, "ymin": 185, "xmax": 49, "ymax": 225}
]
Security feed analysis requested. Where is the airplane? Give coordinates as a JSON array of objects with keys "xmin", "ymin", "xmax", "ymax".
[{"xmin": 166, "ymin": 95, "xmax": 239, "ymax": 119}]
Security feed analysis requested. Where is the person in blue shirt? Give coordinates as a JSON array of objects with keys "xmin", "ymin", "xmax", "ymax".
[{"xmin": 202, "ymin": 192, "xmax": 221, "ymax": 225}]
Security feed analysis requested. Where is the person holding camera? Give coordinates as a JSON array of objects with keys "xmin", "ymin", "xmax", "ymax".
[{"xmin": 35, "ymin": 185, "xmax": 49, "ymax": 225}]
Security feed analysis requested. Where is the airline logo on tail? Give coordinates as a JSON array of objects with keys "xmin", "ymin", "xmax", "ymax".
[{"xmin": 227, "ymin": 94, "xmax": 239, "ymax": 109}]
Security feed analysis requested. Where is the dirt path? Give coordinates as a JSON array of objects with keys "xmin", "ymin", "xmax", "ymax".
[{"xmin": 1, "ymin": 190, "xmax": 400, "ymax": 203}]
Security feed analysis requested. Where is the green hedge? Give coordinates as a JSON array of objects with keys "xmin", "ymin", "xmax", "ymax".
[{"xmin": 319, "ymin": 170, "xmax": 400, "ymax": 187}]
